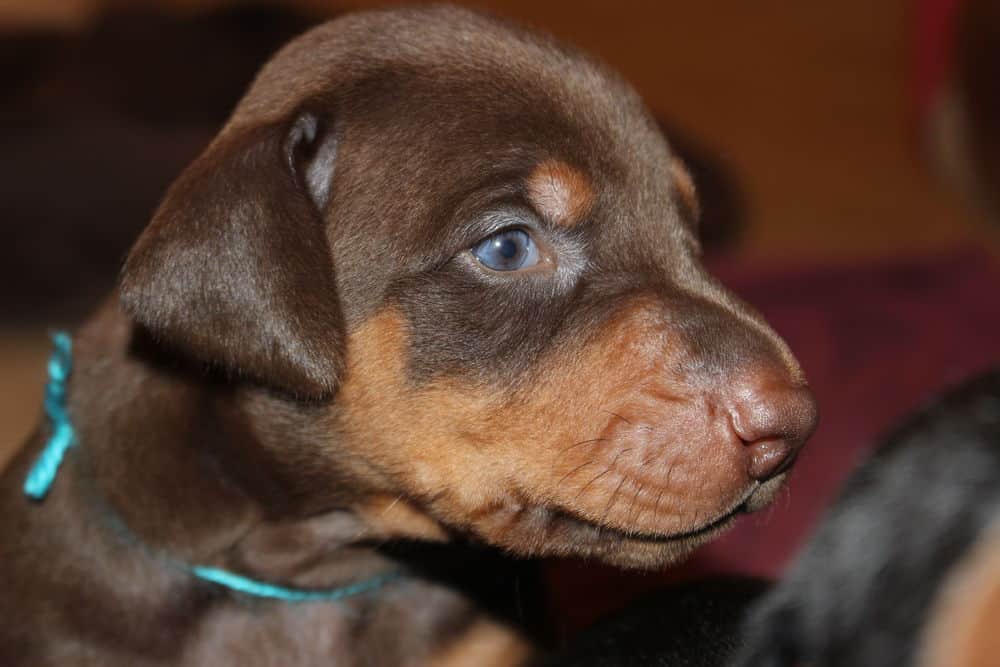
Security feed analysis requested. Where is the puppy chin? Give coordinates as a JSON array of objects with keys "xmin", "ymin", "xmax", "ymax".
[
  {"xmin": 742, "ymin": 472, "xmax": 790, "ymax": 513},
  {"xmin": 537, "ymin": 477, "xmax": 792, "ymax": 569},
  {"xmin": 601, "ymin": 526, "xmax": 734, "ymax": 570},
  {"xmin": 467, "ymin": 505, "xmax": 739, "ymax": 571}
]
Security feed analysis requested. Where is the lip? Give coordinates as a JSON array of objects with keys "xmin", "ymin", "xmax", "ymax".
[{"xmin": 551, "ymin": 486, "xmax": 758, "ymax": 544}]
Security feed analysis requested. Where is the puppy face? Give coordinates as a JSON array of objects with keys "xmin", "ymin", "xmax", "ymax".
[{"xmin": 121, "ymin": 8, "xmax": 817, "ymax": 568}]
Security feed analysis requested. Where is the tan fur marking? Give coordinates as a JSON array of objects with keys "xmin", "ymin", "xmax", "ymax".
[
  {"xmin": 356, "ymin": 494, "xmax": 450, "ymax": 542},
  {"xmin": 333, "ymin": 301, "xmax": 755, "ymax": 567},
  {"xmin": 669, "ymin": 157, "xmax": 699, "ymax": 221},
  {"xmin": 919, "ymin": 522, "xmax": 1000, "ymax": 667},
  {"xmin": 525, "ymin": 159, "xmax": 594, "ymax": 226},
  {"xmin": 427, "ymin": 619, "xmax": 533, "ymax": 667}
]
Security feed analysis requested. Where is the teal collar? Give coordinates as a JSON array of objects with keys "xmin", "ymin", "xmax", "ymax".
[
  {"xmin": 23, "ymin": 332, "xmax": 399, "ymax": 603},
  {"xmin": 23, "ymin": 331, "xmax": 75, "ymax": 501}
]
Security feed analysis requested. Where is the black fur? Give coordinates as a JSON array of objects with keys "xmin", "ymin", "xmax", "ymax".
[{"xmin": 548, "ymin": 577, "xmax": 770, "ymax": 667}]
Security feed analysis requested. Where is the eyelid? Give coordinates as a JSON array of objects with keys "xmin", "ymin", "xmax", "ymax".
[{"xmin": 476, "ymin": 206, "xmax": 541, "ymax": 238}]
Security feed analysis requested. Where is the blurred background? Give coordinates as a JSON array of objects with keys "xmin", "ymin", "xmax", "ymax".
[{"xmin": 2, "ymin": 0, "xmax": 999, "ymax": 631}]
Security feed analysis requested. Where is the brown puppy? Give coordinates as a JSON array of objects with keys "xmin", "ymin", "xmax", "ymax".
[{"xmin": 0, "ymin": 7, "xmax": 817, "ymax": 665}]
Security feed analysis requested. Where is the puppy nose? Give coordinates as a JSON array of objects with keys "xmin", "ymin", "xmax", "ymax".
[{"xmin": 727, "ymin": 375, "xmax": 818, "ymax": 481}]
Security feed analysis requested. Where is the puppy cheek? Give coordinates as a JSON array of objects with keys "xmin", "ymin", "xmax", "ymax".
[
  {"xmin": 330, "ymin": 308, "xmax": 511, "ymax": 520},
  {"xmin": 330, "ymin": 303, "xmax": 752, "ymax": 563},
  {"xmin": 505, "ymin": 301, "xmax": 755, "ymax": 536}
]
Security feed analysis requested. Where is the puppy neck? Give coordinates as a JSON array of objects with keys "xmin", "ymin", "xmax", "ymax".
[{"xmin": 60, "ymin": 298, "xmax": 394, "ymax": 586}]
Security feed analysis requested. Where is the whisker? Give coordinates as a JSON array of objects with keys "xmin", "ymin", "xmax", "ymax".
[
  {"xmin": 574, "ymin": 448, "xmax": 630, "ymax": 500},
  {"xmin": 557, "ymin": 460, "xmax": 597, "ymax": 486},
  {"xmin": 600, "ymin": 476, "xmax": 628, "ymax": 526},
  {"xmin": 626, "ymin": 482, "xmax": 645, "ymax": 527},
  {"xmin": 603, "ymin": 410, "xmax": 656, "ymax": 433},
  {"xmin": 662, "ymin": 457, "xmax": 676, "ymax": 487},
  {"xmin": 575, "ymin": 466, "xmax": 613, "ymax": 501},
  {"xmin": 652, "ymin": 488, "xmax": 665, "ymax": 524},
  {"xmin": 379, "ymin": 494, "xmax": 403, "ymax": 517},
  {"xmin": 559, "ymin": 437, "xmax": 608, "ymax": 455},
  {"xmin": 604, "ymin": 410, "xmax": 631, "ymax": 424}
]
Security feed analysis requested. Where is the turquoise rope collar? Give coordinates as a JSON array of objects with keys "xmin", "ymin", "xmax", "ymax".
[
  {"xmin": 22, "ymin": 332, "xmax": 399, "ymax": 603},
  {"xmin": 189, "ymin": 566, "xmax": 399, "ymax": 602},
  {"xmin": 23, "ymin": 332, "xmax": 75, "ymax": 500}
]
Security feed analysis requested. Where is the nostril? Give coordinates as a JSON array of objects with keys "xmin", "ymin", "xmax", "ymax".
[
  {"xmin": 729, "ymin": 383, "xmax": 819, "ymax": 482},
  {"xmin": 745, "ymin": 438, "xmax": 796, "ymax": 481}
]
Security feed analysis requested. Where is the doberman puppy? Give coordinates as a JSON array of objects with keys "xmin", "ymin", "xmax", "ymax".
[
  {"xmin": 0, "ymin": 7, "xmax": 817, "ymax": 665},
  {"xmin": 732, "ymin": 370, "xmax": 1000, "ymax": 667}
]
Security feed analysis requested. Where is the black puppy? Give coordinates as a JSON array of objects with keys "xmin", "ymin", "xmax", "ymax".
[
  {"xmin": 547, "ymin": 576, "xmax": 770, "ymax": 667},
  {"xmin": 732, "ymin": 369, "xmax": 1000, "ymax": 667}
]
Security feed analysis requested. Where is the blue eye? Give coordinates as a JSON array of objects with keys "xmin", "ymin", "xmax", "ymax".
[{"xmin": 471, "ymin": 229, "xmax": 540, "ymax": 272}]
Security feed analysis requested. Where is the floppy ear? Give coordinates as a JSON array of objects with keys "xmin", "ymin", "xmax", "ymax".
[{"xmin": 120, "ymin": 111, "xmax": 343, "ymax": 398}]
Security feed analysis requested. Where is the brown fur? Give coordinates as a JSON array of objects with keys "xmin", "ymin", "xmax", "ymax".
[
  {"xmin": 334, "ymin": 300, "xmax": 786, "ymax": 568},
  {"xmin": 0, "ymin": 6, "xmax": 816, "ymax": 665},
  {"xmin": 669, "ymin": 157, "xmax": 700, "ymax": 223}
]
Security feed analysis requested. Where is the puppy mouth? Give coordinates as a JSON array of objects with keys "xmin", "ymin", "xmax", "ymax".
[
  {"xmin": 550, "ymin": 484, "xmax": 760, "ymax": 545},
  {"xmin": 557, "ymin": 505, "xmax": 743, "ymax": 543}
]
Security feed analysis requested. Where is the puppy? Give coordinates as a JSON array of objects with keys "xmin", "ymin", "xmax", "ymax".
[
  {"xmin": 547, "ymin": 576, "xmax": 770, "ymax": 667},
  {"xmin": 732, "ymin": 369, "xmax": 1000, "ymax": 667},
  {"xmin": 0, "ymin": 7, "xmax": 816, "ymax": 665}
]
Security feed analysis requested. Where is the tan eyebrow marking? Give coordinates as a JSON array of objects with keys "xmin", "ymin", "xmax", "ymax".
[{"xmin": 525, "ymin": 159, "xmax": 594, "ymax": 227}]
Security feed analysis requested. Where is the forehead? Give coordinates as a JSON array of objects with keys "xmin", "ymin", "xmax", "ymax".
[
  {"xmin": 258, "ymin": 9, "xmax": 701, "ymax": 323},
  {"xmin": 330, "ymin": 41, "xmax": 690, "ymax": 254},
  {"xmin": 241, "ymin": 7, "xmax": 684, "ymax": 221}
]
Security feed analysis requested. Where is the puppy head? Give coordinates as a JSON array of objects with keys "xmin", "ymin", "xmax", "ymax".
[{"xmin": 120, "ymin": 7, "xmax": 817, "ymax": 568}]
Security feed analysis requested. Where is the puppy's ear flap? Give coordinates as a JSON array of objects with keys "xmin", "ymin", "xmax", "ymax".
[{"xmin": 120, "ymin": 111, "xmax": 343, "ymax": 398}]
